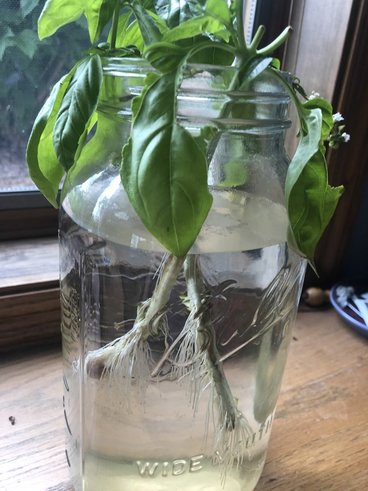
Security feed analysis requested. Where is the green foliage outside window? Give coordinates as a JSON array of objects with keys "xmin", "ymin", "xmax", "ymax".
[{"xmin": 0, "ymin": 0, "xmax": 88, "ymax": 154}]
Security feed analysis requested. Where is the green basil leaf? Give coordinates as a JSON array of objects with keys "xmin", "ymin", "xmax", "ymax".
[
  {"xmin": 117, "ymin": 11, "xmax": 166, "ymax": 52},
  {"xmin": 53, "ymin": 55, "xmax": 103, "ymax": 170},
  {"xmin": 144, "ymin": 42, "xmax": 186, "ymax": 72},
  {"xmin": 205, "ymin": 0, "xmax": 231, "ymax": 25},
  {"xmin": 155, "ymin": 0, "xmax": 207, "ymax": 27},
  {"xmin": 14, "ymin": 29, "xmax": 39, "ymax": 59},
  {"xmin": 108, "ymin": 11, "xmax": 131, "ymax": 46},
  {"xmin": 121, "ymin": 72, "xmax": 213, "ymax": 256},
  {"xmin": 271, "ymin": 58, "xmax": 281, "ymax": 70},
  {"xmin": 130, "ymin": 72, "xmax": 161, "ymax": 115},
  {"xmin": 286, "ymin": 108, "xmax": 344, "ymax": 262},
  {"xmin": 162, "ymin": 16, "xmax": 227, "ymax": 43},
  {"xmin": 0, "ymin": 27, "xmax": 15, "ymax": 60},
  {"xmin": 26, "ymin": 68, "xmax": 77, "ymax": 206},
  {"xmin": 85, "ymin": 0, "xmax": 116, "ymax": 44},
  {"xmin": 130, "ymin": 0, "xmax": 162, "ymax": 46},
  {"xmin": 187, "ymin": 41, "xmax": 235, "ymax": 65},
  {"xmin": 303, "ymin": 97, "xmax": 334, "ymax": 142},
  {"xmin": 286, "ymin": 109, "xmax": 322, "ymax": 201},
  {"xmin": 20, "ymin": 0, "xmax": 39, "ymax": 18},
  {"xmin": 66, "ymin": 111, "xmax": 122, "ymax": 187},
  {"xmin": 119, "ymin": 19, "xmax": 145, "ymax": 51},
  {"xmin": 221, "ymin": 160, "xmax": 249, "ymax": 188},
  {"xmin": 38, "ymin": 0, "xmax": 84, "ymax": 39}
]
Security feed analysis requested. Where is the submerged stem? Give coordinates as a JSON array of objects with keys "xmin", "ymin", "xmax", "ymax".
[
  {"xmin": 177, "ymin": 255, "xmax": 252, "ymax": 474},
  {"xmin": 143, "ymin": 254, "xmax": 185, "ymax": 335},
  {"xmin": 86, "ymin": 254, "xmax": 184, "ymax": 378},
  {"xmin": 184, "ymin": 256, "xmax": 238, "ymax": 428}
]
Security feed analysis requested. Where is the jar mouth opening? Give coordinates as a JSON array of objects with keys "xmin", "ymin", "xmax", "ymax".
[
  {"xmin": 102, "ymin": 57, "xmax": 290, "ymax": 96},
  {"xmin": 100, "ymin": 57, "xmax": 291, "ymax": 129}
]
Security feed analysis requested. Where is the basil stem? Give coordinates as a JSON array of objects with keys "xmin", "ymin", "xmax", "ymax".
[{"xmin": 110, "ymin": 0, "xmax": 121, "ymax": 49}]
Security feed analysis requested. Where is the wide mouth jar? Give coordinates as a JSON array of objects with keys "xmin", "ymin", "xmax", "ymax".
[{"xmin": 60, "ymin": 57, "xmax": 305, "ymax": 491}]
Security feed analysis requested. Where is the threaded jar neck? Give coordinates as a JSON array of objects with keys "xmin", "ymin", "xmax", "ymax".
[{"xmin": 98, "ymin": 57, "xmax": 291, "ymax": 134}]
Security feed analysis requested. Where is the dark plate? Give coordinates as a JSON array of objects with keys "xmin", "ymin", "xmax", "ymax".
[{"xmin": 330, "ymin": 282, "xmax": 368, "ymax": 337}]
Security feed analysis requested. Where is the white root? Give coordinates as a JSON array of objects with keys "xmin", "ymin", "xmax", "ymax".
[
  {"xmin": 84, "ymin": 251, "xmax": 251, "ymax": 478},
  {"xmin": 173, "ymin": 255, "xmax": 252, "ymax": 478},
  {"xmin": 85, "ymin": 255, "xmax": 184, "ymax": 406}
]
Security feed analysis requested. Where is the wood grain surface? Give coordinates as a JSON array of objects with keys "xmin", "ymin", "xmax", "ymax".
[
  {"xmin": 0, "ymin": 310, "xmax": 367, "ymax": 490},
  {"xmin": 0, "ymin": 238, "xmax": 58, "ymax": 292},
  {"xmin": 0, "ymin": 238, "xmax": 60, "ymax": 354},
  {"xmin": 0, "ymin": 289, "xmax": 60, "ymax": 354}
]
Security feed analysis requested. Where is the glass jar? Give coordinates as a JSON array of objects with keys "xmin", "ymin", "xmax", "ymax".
[{"xmin": 60, "ymin": 58, "xmax": 306, "ymax": 491}]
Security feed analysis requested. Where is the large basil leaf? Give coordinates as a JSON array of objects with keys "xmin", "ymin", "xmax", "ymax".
[
  {"xmin": 129, "ymin": 1, "xmax": 162, "ymax": 45},
  {"xmin": 26, "ymin": 69, "xmax": 76, "ymax": 206},
  {"xmin": 121, "ymin": 72, "xmax": 213, "ymax": 256},
  {"xmin": 38, "ymin": 0, "xmax": 84, "ymax": 39},
  {"xmin": 163, "ymin": 15, "xmax": 226, "ymax": 43},
  {"xmin": 118, "ymin": 19, "xmax": 158, "ymax": 53},
  {"xmin": 205, "ymin": 0, "xmax": 231, "ymax": 25},
  {"xmin": 117, "ymin": 11, "xmax": 166, "ymax": 51},
  {"xmin": 38, "ymin": 0, "xmax": 117, "ymax": 43},
  {"xmin": 155, "ymin": 0, "xmax": 207, "ymax": 27},
  {"xmin": 286, "ymin": 108, "xmax": 344, "ymax": 262},
  {"xmin": 303, "ymin": 97, "xmax": 334, "ymax": 142},
  {"xmin": 66, "ymin": 113, "xmax": 123, "ymax": 188},
  {"xmin": 85, "ymin": 0, "xmax": 116, "ymax": 44},
  {"xmin": 144, "ymin": 42, "xmax": 186, "ymax": 73},
  {"xmin": 53, "ymin": 55, "xmax": 103, "ymax": 170}
]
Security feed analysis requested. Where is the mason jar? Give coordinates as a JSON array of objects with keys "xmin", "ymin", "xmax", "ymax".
[{"xmin": 59, "ymin": 58, "xmax": 306, "ymax": 491}]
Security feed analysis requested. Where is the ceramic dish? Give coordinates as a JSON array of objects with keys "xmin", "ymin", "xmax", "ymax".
[{"xmin": 330, "ymin": 282, "xmax": 368, "ymax": 337}]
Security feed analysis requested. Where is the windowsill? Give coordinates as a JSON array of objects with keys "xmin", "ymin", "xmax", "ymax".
[
  {"xmin": 0, "ymin": 311, "xmax": 367, "ymax": 490},
  {"xmin": 0, "ymin": 238, "xmax": 60, "ymax": 354},
  {"xmin": 0, "ymin": 237, "xmax": 58, "ymax": 293}
]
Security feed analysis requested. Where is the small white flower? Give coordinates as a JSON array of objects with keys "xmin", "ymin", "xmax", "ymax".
[
  {"xmin": 333, "ymin": 112, "xmax": 344, "ymax": 123},
  {"xmin": 308, "ymin": 90, "xmax": 320, "ymax": 100},
  {"xmin": 342, "ymin": 132, "xmax": 350, "ymax": 143}
]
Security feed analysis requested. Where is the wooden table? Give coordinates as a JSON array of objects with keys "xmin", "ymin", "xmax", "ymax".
[{"xmin": 1, "ymin": 310, "xmax": 367, "ymax": 490}]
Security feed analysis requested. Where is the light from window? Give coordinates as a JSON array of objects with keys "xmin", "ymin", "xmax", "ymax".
[{"xmin": 0, "ymin": 0, "xmax": 88, "ymax": 193}]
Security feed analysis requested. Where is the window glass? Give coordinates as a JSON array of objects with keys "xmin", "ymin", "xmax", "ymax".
[{"xmin": 0, "ymin": 0, "xmax": 88, "ymax": 192}]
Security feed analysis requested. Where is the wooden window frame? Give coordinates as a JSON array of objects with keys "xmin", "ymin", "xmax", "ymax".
[
  {"xmin": 257, "ymin": 0, "xmax": 368, "ymax": 287},
  {"xmin": 314, "ymin": 0, "xmax": 368, "ymax": 285},
  {"xmin": 0, "ymin": 192, "xmax": 58, "ymax": 241}
]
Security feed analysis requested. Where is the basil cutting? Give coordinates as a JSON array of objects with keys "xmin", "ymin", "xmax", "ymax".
[
  {"xmin": 27, "ymin": 0, "xmax": 347, "ymax": 264},
  {"xmin": 121, "ymin": 71, "xmax": 212, "ymax": 257}
]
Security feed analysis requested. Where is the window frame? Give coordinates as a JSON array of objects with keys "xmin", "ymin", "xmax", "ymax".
[
  {"xmin": 313, "ymin": 0, "xmax": 368, "ymax": 285},
  {"xmin": 0, "ymin": 192, "xmax": 58, "ymax": 240}
]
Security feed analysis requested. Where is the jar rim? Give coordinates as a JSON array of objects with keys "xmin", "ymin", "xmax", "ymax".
[
  {"xmin": 100, "ymin": 56, "xmax": 291, "ymax": 130},
  {"xmin": 101, "ymin": 56, "xmax": 290, "ymax": 93}
]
